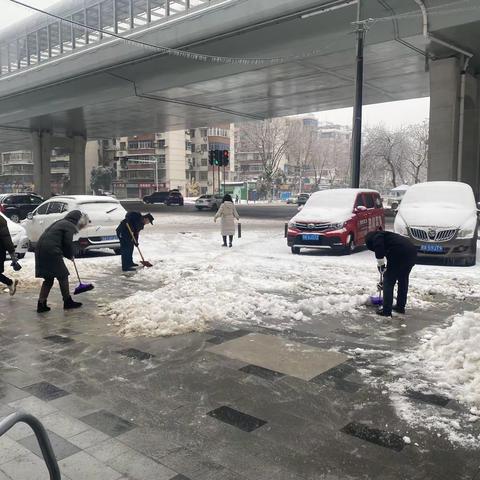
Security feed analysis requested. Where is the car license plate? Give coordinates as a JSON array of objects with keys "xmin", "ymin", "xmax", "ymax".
[
  {"xmin": 102, "ymin": 235, "xmax": 117, "ymax": 241},
  {"xmin": 302, "ymin": 234, "xmax": 319, "ymax": 241},
  {"xmin": 420, "ymin": 244, "xmax": 444, "ymax": 253}
]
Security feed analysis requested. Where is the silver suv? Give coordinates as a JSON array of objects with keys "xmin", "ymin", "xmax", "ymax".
[{"xmin": 195, "ymin": 194, "xmax": 224, "ymax": 211}]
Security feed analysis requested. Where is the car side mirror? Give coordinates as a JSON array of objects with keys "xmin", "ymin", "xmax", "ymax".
[
  {"xmin": 297, "ymin": 205, "xmax": 303, "ymax": 211},
  {"xmin": 27, "ymin": 212, "xmax": 34, "ymax": 220}
]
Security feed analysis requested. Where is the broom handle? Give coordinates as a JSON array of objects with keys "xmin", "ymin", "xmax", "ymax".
[
  {"xmin": 72, "ymin": 258, "xmax": 81, "ymax": 283},
  {"xmin": 126, "ymin": 223, "xmax": 147, "ymax": 263}
]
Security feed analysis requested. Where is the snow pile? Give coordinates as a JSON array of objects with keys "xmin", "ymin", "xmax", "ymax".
[{"xmin": 413, "ymin": 309, "xmax": 480, "ymax": 407}]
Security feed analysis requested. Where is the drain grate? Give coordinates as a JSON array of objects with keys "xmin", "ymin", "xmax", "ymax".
[
  {"xmin": 117, "ymin": 348, "xmax": 155, "ymax": 361},
  {"xmin": 341, "ymin": 422, "xmax": 405, "ymax": 451},
  {"xmin": 208, "ymin": 406, "xmax": 267, "ymax": 432},
  {"xmin": 406, "ymin": 390, "xmax": 451, "ymax": 407},
  {"xmin": 239, "ymin": 364, "xmax": 285, "ymax": 381}
]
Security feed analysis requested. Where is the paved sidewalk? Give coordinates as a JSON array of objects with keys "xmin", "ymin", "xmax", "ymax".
[{"xmin": 0, "ymin": 290, "xmax": 478, "ymax": 480}]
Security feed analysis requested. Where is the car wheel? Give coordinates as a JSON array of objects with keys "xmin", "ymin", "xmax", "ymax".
[
  {"xmin": 16, "ymin": 253, "xmax": 25, "ymax": 259},
  {"xmin": 10, "ymin": 214, "xmax": 20, "ymax": 223},
  {"xmin": 291, "ymin": 246, "xmax": 301, "ymax": 254},
  {"xmin": 344, "ymin": 235, "xmax": 355, "ymax": 255},
  {"xmin": 113, "ymin": 248, "xmax": 121, "ymax": 255}
]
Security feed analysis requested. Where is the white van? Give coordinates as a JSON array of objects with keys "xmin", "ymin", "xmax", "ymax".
[
  {"xmin": 23, "ymin": 195, "xmax": 127, "ymax": 256},
  {"xmin": 394, "ymin": 181, "xmax": 478, "ymax": 266}
]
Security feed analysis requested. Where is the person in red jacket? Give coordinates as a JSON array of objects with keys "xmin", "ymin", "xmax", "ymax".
[
  {"xmin": 0, "ymin": 214, "xmax": 21, "ymax": 296},
  {"xmin": 366, "ymin": 230, "xmax": 417, "ymax": 317}
]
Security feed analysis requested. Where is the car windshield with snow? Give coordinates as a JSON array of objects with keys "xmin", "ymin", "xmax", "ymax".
[
  {"xmin": 287, "ymin": 188, "xmax": 384, "ymax": 255},
  {"xmin": 394, "ymin": 181, "xmax": 479, "ymax": 266}
]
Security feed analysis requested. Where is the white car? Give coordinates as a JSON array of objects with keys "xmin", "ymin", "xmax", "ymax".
[
  {"xmin": 1, "ymin": 212, "xmax": 29, "ymax": 259},
  {"xmin": 23, "ymin": 195, "xmax": 127, "ymax": 256},
  {"xmin": 394, "ymin": 181, "xmax": 479, "ymax": 266}
]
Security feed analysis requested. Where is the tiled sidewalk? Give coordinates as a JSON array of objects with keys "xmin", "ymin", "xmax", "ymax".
[{"xmin": 0, "ymin": 293, "xmax": 478, "ymax": 479}]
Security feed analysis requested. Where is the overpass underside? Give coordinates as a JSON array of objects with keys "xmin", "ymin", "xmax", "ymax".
[{"xmin": 0, "ymin": 0, "xmax": 479, "ymax": 197}]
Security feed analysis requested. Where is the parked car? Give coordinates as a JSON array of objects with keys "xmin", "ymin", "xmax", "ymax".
[
  {"xmin": 166, "ymin": 190, "xmax": 184, "ymax": 206},
  {"xmin": 0, "ymin": 212, "xmax": 29, "ymax": 259},
  {"xmin": 286, "ymin": 196, "xmax": 298, "ymax": 205},
  {"xmin": 394, "ymin": 181, "xmax": 478, "ymax": 266},
  {"xmin": 287, "ymin": 188, "xmax": 385, "ymax": 255},
  {"xmin": 195, "ymin": 194, "xmax": 223, "ymax": 211},
  {"xmin": 23, "ymin": 195, "xmax": 127, "ymax": 256},
  {"xmin": 0, "ymin": 193, "xmax": 43, "ymax": 223},
  {"xmin": 143, "ymin": 191, "xmax": 169, "ymax": 204},
  {"xmin": 297, "ymin": 193, "xmax": 310, "ymax": 205}
]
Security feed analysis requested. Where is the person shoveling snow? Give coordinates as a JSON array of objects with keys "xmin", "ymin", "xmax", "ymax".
[
  {"xmin": 365, "ymin": 230, "xmax": 417, "ymax": 317},
  {"xmin": 116, "ymin": 211, "xmax": 154, "ymax": 271}
]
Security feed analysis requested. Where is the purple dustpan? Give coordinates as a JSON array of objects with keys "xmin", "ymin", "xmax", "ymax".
[
  {"xmin": 370, "ymin": 295, "xmax": 383, "ymax": 306},
  {"xmin": 74, "ymin": 282, "xmax": 94, "ymax": 295}
]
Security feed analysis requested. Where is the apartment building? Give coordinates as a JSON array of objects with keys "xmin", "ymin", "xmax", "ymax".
[
  {"xmin": 113, "ymin": 131, "xmax": 191, "ymax": 199},
  {"xmin": 188, "ymin": 125, "xmax": 234, "ymax": 196}
]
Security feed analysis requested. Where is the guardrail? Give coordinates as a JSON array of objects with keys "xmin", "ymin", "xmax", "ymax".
[
  {"xmin": 0, "ymin": 0, "xmax": 213, "ymax": 77},
  {"xmin": 0, "ymin": 412, "xmax": 61, "ymax": 479}
]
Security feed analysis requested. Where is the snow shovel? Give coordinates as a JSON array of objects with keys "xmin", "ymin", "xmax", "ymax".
[
  {"xmin": 369, "ymin": 270, "xmax": 384, "ymax": 306},
  {"xmin": 126, "ymin": 223, "xmax": 153, "ymax": 268},
  {"xmin": 72, "ymin": 258, "xmax": 94, "ymax": 295}
]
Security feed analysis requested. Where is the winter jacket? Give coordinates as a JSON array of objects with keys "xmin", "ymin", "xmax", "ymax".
[
  {"xmin": 214, "ymin": 201, "xmax": 240, "ymax": 236},
  {"xmin": 0, "ymin": 214, "xmax": 15, "ymax": 273},
  {"xmin": 366, "ymin": 231, "xmax": 417, "ymax": 268},
  {"xmin": 116, "ymin": 212, "xmax": 144, "ymax": 244},
  {"xmin": 35, "ymin": 210, "xmax": 82, "ymax": 279}
]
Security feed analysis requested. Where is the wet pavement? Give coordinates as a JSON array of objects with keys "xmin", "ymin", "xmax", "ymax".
[{"xmin": 0, "ymin": 285, "xmax": 479, "ymax": 480}]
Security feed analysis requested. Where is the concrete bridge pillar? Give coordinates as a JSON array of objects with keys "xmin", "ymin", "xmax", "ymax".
[
  {"xmin": 69, "ymin": 135, "xmax": 87, "ymax": 194},
  {"xmin": 32, "ymin": 131, "xmax": 52, "ymax": 199},
  {"xmin": 428, "ymin": 57, "xmax": 480, "ymax": 198}
]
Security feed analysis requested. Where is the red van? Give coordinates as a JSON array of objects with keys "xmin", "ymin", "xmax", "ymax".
[{"xmin": 287, "ymin": 189, "xmax": 385, "ymax": 254}]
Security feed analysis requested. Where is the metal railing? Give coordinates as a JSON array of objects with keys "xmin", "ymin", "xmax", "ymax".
[
  {"xmin": 0, "ymin": 0, "xmax": 212, "ymax": 77},
  {"xmin": 0, "ymin": 412, "xmax": 61, "ymax": 479}
]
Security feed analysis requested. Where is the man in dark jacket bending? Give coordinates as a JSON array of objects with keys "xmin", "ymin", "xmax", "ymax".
[
  {"xmin": 365, "ymin": 230, "xmax": 417, "ymax": 317},
  {"xmin": 116, "ymin": 212, "xmax": 154, "ymax": 271}
]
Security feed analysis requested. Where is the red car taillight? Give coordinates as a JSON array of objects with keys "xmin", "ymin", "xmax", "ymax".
[{"xmin": 0, "ymin": 204, "xmax": 5, "ymax": 213}]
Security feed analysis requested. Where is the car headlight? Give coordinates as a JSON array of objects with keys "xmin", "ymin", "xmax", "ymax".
[
  {"xmin": 457, "ymin": 216, "xmax": 478, "ymax": 239},
  {"xmin": 288, "ymin": 221, "xmax": 296, "ymax": 228},
  {"xmin": 394, "ymin": 215, "xmax": 408, "ymax": 236},
  {"xmin": 330, "ymin": 222, "xmax": 345, "ymax": 230}
]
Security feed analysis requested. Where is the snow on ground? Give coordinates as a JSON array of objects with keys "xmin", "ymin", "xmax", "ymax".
[{"xmin": 353, "ymin": 309, "xmax": 480, "ymax": 448}]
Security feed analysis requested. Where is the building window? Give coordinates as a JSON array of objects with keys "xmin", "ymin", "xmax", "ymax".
[
  {"xmin": 200, "ymin": 128, "xmax": 208, "ymax": 137},
  {"xmin": 199, "ymin": 172, "xmax": 208, "ymax": 181},
  {"xmin": 157, "ymin": 139, "xmax": 166, "ymax": 148},
  {"xmin": 201, "ymin": 158, "xmax": 208, "ymax": 167},
  {"xmin": 120, "ymin": 142, "xmax": 126, "ymax": 150}
]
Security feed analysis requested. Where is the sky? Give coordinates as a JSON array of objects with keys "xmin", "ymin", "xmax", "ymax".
[{"xmin": 2, "ymin": 0, "xmax": 430, "ymax": 129}]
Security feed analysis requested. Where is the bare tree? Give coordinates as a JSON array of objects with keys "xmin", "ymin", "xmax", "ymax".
[
  {"xmin": 404, "ymin": 120, "xmax": 429, "ymax": 184},
  {"xmin": 239, "ymin": 118, "xmax": 291, "ymax": 200}
]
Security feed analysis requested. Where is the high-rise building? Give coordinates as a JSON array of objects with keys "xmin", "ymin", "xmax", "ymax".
[{"xmin": 0, "ymin": 150, "xmax": 34, "ymax": 192}]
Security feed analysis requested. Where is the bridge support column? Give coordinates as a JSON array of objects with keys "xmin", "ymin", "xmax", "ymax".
[
  {"xmin": 32, "ymin": 131, "xmax": 52, "ymax": 199},
  {"xmin": 69, "ymin": 136, "xmax": 87, "ymax": 194},
  {"xmin": 428, "ymin": 57, "xmax": 480, "ymax": 198}
]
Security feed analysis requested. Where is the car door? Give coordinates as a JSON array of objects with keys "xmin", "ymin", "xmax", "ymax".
[
  {"xmin": 43, "ymin": 201, "xmax": 68, "ymax": 230},
  {"xmin": 26, "ymin": 201, "xmax": 50, "ymax": 242},
  {"xmin": 353, "ymin": 193, "xmax": 369, "ymax": 245},
  {"xmin": 364, "ymin": 193, "xmax": 377, "ymax": 234},
  {"xmin": 24, "ymin": 195, "xmax": 43, "ymax": 219}
]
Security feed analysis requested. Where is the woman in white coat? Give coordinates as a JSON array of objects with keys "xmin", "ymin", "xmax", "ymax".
[{"xmin": 214, "ymin": 194, "xmax": 240, "ymax": 247}]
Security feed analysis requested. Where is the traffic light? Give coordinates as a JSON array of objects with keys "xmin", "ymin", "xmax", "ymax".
[
  {"xmin": 222, "ymin": 150, "xmax": 230, "ymax": 166},
  {"xmin": 208, "ymin": 150, "xmax": 214, "ymax": 166},
  {"xmin": 214, "ymin": 150, "xmax": 221, "ymax": 166}
]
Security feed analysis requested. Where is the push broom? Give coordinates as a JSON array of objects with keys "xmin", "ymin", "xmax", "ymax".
[
  {"xmin": 72, "ymin": 258, "xmax": 94, "ymax": 295},
  {"xmin": 126, "ymin": 223, "xmax": 153, "ymax": 268}
]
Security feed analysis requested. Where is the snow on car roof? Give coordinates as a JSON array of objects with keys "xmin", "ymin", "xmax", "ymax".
[
  {"xmin": 51, "ymin": 195, "xmax": 120, "ymax": 203},
  {"xmin": 401, "ymin": 181, "xmax": 475, "ymax": 207},
  {"xmin": 307, "ymin": 188, "xmax": 378, "ymax": 207}
]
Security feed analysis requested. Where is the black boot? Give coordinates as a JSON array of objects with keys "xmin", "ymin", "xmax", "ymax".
[
  {"xmin": 37, "ymin": 301, "xmax": 51, "ymax": 313},
  {"xmin": 64, "ymin": 296, "xmax": 82, "ymax": 310},
  {"xmin": 393, "ymin": 305, "xmax": 406, "ymax": 314}
]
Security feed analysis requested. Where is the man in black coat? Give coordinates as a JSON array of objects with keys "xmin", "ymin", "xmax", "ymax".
[
  {"xmin": 365, "ymin": 230, "xmax": 417, "ymax": 317},
  {"xmin": 35, "ymin": 210, "xmax": 89, "ymax": 312},
  {"xmin": 0, "ymin": 214, "xmax": 21, "ymax": 296},
  {"xmin": 116, "ymin": 212, "xmax": 154, "ymax": 271}
]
